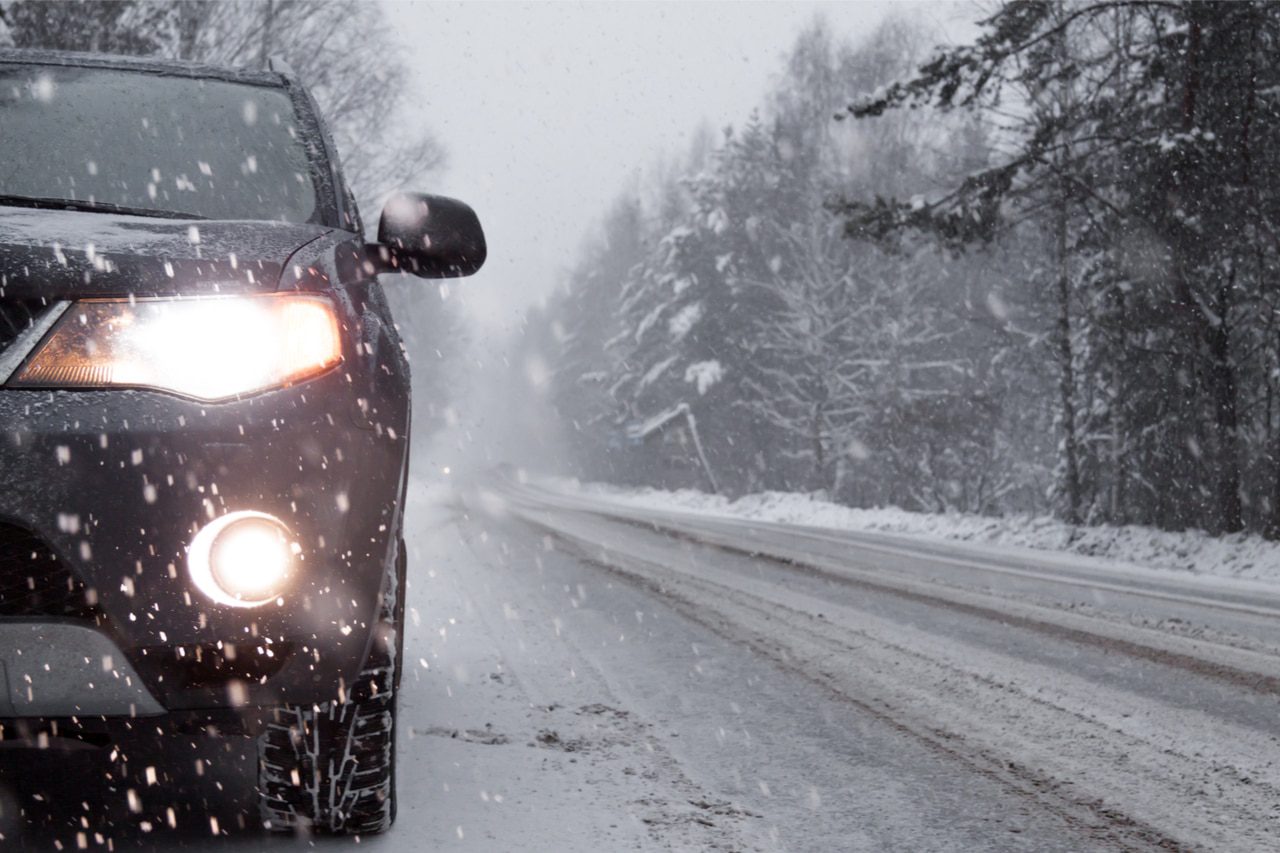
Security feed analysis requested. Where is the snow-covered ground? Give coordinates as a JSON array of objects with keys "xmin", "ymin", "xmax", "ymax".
[{"xmin": 554, "ymin": 479, "xmax": 1280, "ymax": 585}]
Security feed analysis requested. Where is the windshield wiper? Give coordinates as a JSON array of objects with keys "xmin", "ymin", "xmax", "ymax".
[{"xmin": 0, "ymin": 194, "xmax": 208, "ymax": 221}]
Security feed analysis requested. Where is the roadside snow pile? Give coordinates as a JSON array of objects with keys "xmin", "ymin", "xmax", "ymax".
[{"xmin": 568, "ymin": 481, "xmax": 1280, "ymax": 584}]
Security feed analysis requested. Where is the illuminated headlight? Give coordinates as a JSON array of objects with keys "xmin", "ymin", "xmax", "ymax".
[
  {"xmin": 11, "ymin": 294, "xmax": 341, "ymax": 401},
  {"xmin": 187, "ymin": 511, "xmax": 296, "ymax": 608}
]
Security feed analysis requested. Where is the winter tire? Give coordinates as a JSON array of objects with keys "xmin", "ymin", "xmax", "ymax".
[{"xmin": 256, "ymin": 538, "xmax": 405, "ymax": 835}]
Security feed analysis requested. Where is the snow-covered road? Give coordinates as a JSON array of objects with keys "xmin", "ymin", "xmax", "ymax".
[
  {"xmin": 491, "ymin": 479, "xmax": 1280, "ymax": 850},
  {"xmin": 7, "ymin": 477, "xmax": 1279, "ymax": 850}
]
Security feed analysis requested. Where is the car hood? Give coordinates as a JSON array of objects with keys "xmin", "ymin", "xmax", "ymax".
[{"xmin": 0, "ymin": 207, "xmax": 332, "ymax": 299}]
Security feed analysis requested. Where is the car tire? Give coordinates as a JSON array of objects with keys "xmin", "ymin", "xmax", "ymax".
[{"xmin": 256, "ymin": 537, "xmax": 405, "ymax": 835}]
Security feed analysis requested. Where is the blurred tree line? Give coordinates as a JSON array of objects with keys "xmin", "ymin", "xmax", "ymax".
[
  {"xmin": 0, "ymin": 0, "xmax": 464, "ymax": 447},
  {"xmin": 524, "ymin": 0, "xmax": 1280, "ymax": 537}
]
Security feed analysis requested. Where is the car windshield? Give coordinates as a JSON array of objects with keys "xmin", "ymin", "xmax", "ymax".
[{"xmin": 0, "ymin": 64, "xmax": 319, "ymax": 222}]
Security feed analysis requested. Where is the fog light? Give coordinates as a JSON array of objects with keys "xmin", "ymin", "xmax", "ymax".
[{"xmin": 188, "ymin": 512, "xmax": 295, "ymax": 608}]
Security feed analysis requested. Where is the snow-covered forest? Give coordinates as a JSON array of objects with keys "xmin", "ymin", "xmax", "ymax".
[{"xmin": 523, "ymin": 2, "xmax": 1280, "ymax": 539}]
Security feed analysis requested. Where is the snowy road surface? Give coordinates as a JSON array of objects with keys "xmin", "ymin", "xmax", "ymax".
[{"xmin": 6, "ymin": 477, "xmax": 1280, "ymax": 850}]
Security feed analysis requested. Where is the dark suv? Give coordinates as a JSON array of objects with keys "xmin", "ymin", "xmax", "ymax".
[{"xmin": 0, "ymin": 49, "xmax": 484, "ymax": 835}]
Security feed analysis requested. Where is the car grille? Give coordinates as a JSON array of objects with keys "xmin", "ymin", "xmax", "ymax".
[
  {"xmin": 0, "ymin": 300, "xmax": 52, "ymax": 358},
  {"xmin": 0, "ymin": 523, "xmax": 96, "ymax": 619}
]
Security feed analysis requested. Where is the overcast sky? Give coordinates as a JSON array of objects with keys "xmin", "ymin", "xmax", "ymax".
[{"xmin": 385, "ymin": 1, "xmax": 962, "ymax": 335}]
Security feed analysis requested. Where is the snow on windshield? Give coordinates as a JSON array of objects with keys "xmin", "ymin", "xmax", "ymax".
[{"xmin": 0, "ymin": 65, "xmax": 319, "ymax": 222}]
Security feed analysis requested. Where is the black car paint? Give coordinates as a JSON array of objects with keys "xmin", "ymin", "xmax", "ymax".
[
  {"xmin": 0, "ymin": 52, "xmax": 412, "ymax": 717},
  {"xmin": 0, "ymin": 208, "xmax": 331, "ymax": 298}
]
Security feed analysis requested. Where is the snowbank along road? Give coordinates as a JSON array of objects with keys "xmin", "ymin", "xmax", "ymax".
[{"xmin": 5, "ymin": 476, "xmax": 1279, "ymax": 850}]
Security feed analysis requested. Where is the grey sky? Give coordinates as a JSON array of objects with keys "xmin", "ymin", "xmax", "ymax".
[{"xmin": 387, "ymin": 1, "xmax": 951, "ymax": 333}]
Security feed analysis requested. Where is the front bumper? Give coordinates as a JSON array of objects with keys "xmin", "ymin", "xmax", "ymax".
[
  {"xmin": 0, "ymin": 622, "xmax": 163, "ymax": 717},
  {"xmin": 0, "ymin": 366, "xmax": 408, "ymax": 715}
]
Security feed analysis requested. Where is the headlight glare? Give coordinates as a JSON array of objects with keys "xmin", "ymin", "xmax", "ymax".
[{"xmin": 11, "ymin": 294, "xmax": 341, "ymax": 400}]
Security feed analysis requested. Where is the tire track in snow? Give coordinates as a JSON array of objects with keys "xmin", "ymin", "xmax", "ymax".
[
  {"xmin": 507, "ymin": 486, "xmax": 1280, "ymax": 694},
  {"xmin": 507, "ymin": 498, "xmax": 1280, "ymax": 851},
  {"xmin": 630, "ymin": 513, "xmax": 1280, "ymax": 695}
]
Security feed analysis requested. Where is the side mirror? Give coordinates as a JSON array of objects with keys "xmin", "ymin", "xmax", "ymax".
[{"xmin": 372, "ymin": 192, "xmax": 486, "ymax": 278}]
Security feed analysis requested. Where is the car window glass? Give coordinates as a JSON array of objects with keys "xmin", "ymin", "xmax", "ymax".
[{"xmin": 0, "ymin": 65, "xmax": 319, "ymax": 222}]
